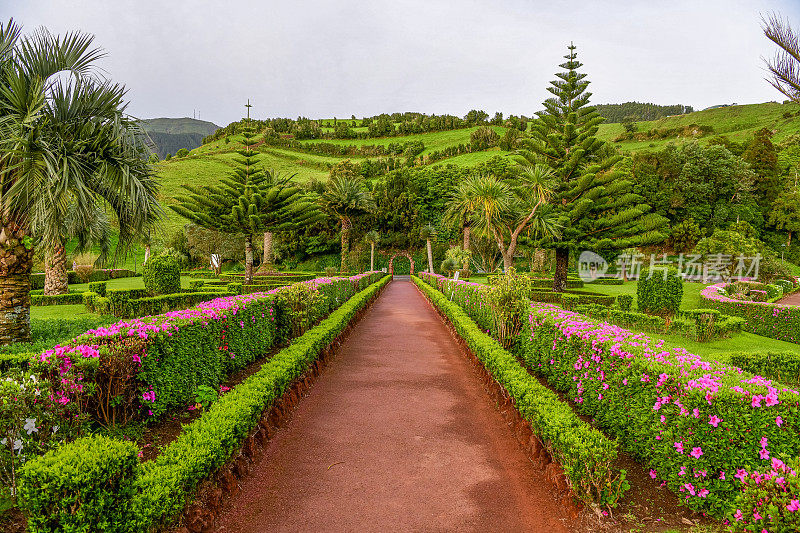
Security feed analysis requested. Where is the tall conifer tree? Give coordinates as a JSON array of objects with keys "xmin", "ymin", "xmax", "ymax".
[
  {"xmin": 171, "ymin": 128, "xmax": 322, "ymax": 283},
  {"xmin": 519, "ymin": 44, "xmax": 668, "ymax": 290}
]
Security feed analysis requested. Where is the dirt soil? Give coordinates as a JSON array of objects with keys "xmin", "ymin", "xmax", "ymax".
[{"xmin": 213, "ymin": 280, "xmax": 574, "ymax": 532}]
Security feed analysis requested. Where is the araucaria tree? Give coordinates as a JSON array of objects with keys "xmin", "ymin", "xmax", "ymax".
[
  {"xmin": 0, "ymin": 19, "xmax": 161, "ymax": 344},
  {"xmin": 763, "ymin": 13, "xmax": 800, "ymax": 102},
  {"xmin": 522, "ymin": 43, "xmax": 667, "ymax": 290},
  {"xmin": 171, "ymin": 129, "xmax": 322, "ymax": 284}
]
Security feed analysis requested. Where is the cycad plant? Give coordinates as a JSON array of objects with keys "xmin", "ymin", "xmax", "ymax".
[
  {"xmin": 364, "ymin": 230, "xmax": 380, "ymax": 271},
  {"xmin": 0, "ymin": 19, "xmax": 161, "ymax": 343},
  {"xmin": 320, "ymin": 176, "xmax": 375, "ymax": 272},
  {"xmin": 420, "ymin": 224, "xmax": 436, "ymax": 274}
]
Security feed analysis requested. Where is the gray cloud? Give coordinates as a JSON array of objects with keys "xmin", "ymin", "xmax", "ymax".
[{"xmin": 3, "ymin": 0, "xmax": 799, "ymax": 125}]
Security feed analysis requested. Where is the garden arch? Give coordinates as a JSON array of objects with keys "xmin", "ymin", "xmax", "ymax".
[{"xmin": 388, "ymin": 251, "xmax": 415, "ymax": 275}]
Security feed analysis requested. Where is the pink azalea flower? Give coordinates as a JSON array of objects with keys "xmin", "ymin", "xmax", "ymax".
[
  {"xmin": 709, "ymin": 415, "xmax": 721, "ymax": 427},
  {"xmin": 787, "ymin": 500, "xmax": 800, "ymax": 512},
  {"xmin": 690, "ymin": 447, "xmax": 703, "ymax": 459},
  {"xmin": 776, "ymin": 416, "xmax": 783, "ymax": 427},
  {"xmin": 674, "ymin": 441, "xmax": 684, "ymax": 454},
  {"xmin": 734, "ymin": 509, "xmax": 743, "ymax": 521},
  {"xmin": 649, "ymin": 469, "xmax": 657, "ymax": 479}
]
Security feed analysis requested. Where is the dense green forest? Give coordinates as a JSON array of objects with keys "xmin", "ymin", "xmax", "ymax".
[{"xmin": 594, "ymin": 102, "xmax": 694, "ymax": 122}]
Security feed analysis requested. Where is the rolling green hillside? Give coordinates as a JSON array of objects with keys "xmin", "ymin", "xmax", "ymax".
[
  {"xmin": 141, "ymin": 117, "xmax": 220, "ymax": 159},
  {"xmin": 155, "ymin": 101, "xmax": 800, "ymax": 238},
  {"xmin": 596, "ymin": 101, "xmax": 800, "ymax": 152}
]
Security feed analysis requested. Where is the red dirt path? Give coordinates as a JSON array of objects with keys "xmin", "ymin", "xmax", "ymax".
[{"xmin": 213, "ymin": 280, "xmax": 572, "ymax": 532}]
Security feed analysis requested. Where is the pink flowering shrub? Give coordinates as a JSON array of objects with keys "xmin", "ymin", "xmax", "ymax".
[
  {"xmin": 30, "ymin": 273, "xmax": 384, "ymax": 423},
  {"xmin": 421, "ymin": 273, "xmax": 800, "ymax": 517},
  {"xmin": 701, "ymin": 282, "xmax": 800, "ymax": 344},
  {"xmin": 522, "ymin": 304, "xmax": 800, "ymax": 517},
  {"xmin": 729, "ymin": 456, "xmax": 800, "ymax": 532}
]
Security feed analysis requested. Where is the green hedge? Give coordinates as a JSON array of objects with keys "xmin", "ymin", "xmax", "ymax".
[
  {"xmin": 31, "ymin": 273, "xmax": 45, "ymax": 290},
  {"xmin": 701, "ymin": 282, "xmax": 800, "ymax": 344},
  {"xmin": 413, "ymin": 276, "xmax": 626, "ymax": 507},
  {"xmin": 636, "ymin": 266, "xmax": 683, "ymax": 317},
  {"xmin": 18, "ymin": 435, "xmax": 139, "ymax": 533},
  {"xmin": 729, "ymin": 351, "xmax": 800, "ymax": 385},
  {"xmin": 143, "ymin": 256, "xmax": 181, "ymax": 295},
  {"xmin": 31, "ymin": 293, "xmax": 85, "ymax": 306},
  {"xmin": 88, "ymin": 281, "xmax": 107, "ymax": 296},
  {"xmin": 588, "ymin": 278, "xmax": 624, "ymax": 285},
  {"xmin": 0, "ymin": 352, "xmax": 33, "ymax": 371},
  {"xmin": 19, "ymin": 275, "xmax": 390, "ymax": 531}
]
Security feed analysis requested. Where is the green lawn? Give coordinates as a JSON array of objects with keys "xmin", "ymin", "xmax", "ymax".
[{"xmin": 30, "ymin": 303, "xmax": 97, "ymax": 320}]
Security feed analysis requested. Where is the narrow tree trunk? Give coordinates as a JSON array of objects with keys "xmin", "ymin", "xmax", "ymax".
[
  {"xmin": 143, "ymin": 244, "xmax": 151, "ymax": 265},
  {"xmin": 44, "ymin": 242, "xmax": 69, "ymax": 295},
  {"xmin": 244, "ymin": 234, "xmax": 254, "ymax": 285},
  {"xmin": 463, "ymin": 225, "xmax": 471, "ymax": 270},
  {"xmin": 532, "ymin": 248, "xmax": 546, "ymax": 272},
  {"xmin": 0, "ymin": 222, "xmax": 35, "ymax": 344},
  {"xmin": 370, "ymin": 243, "xmax": 375, "ymax": 271},
  {"xmin": 553, "ymin": 248, "xmax": 569, "ymax": 292},
  {"xmin": 256, "ymin": 231, "xmax": 275, "ymax": 274},
  {"xmin": 426, "ymin": 239, "xmax": 434, "ymax": 274},
  {"xmin": 788, "ymin": 231, "xmax": 792, "ymax": 247},
  {"xmin": 340, "ymin": 218, "xmax": 351, "ymax": 272}
]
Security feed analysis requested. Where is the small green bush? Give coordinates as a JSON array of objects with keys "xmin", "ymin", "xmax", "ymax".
[
  {"xmin": 616, "ymin": 295, "xmax": 633, "ymax": 311},
  {"xmin": 18, "ymin": 435, "xmax": 139, "ymax": 533},
  {"xmin": 188, "ymin": 280, "xmax": 204, "ymax": 290},
  {"xmin": 88, "ymin": 281, "xmax": 107, "ymax": 297},
  {"xmin": 636, "ymin": 266, "xmax": 683, "ymax": 318},
  {"xmin": 226, "ymin": 282, "xmax": 243, "ymax": 295},
  {"xmin": 143, "ymin": 255, "xmax": 181, "ymax": 295}
]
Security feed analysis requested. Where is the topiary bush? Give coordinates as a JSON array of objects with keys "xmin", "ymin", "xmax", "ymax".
[
  {"xmin": 142, "ymin": 255, "xmax": 181, "ymax": 295},
  {"xmin": 617, "ymin": 295, "xmax": 633, "ymax": 311},
  {"xmin": 636, "ymin": 266, "xmax": 683, "ymax": 318}
]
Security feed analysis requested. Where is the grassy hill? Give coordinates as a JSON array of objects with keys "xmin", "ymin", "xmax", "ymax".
[
  {"xmin": 141, "ymin": 117, "xmax": 220, "ymax": 159},
  {"xmin": 153, "ymin": 101, "xmax": 800, "ymax": 238},
  {"xmin": 596, "ymin": 101, "xmax": 800, "ymax": 152}
]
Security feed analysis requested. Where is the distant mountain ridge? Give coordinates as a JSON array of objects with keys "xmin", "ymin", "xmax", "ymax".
[{"xmin": 140, "ymin": 117, "xmax": 220, "ymax": 159}]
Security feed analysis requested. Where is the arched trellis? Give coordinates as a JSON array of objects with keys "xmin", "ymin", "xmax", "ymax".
[{"xmin": 388, "ymin": 251, "xmax": 415, "ymax": 275}]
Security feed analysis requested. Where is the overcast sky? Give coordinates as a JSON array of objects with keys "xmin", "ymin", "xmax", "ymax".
[{"xmin": 4, "ymin": 0, "xmax": 800, "ymax": 126}]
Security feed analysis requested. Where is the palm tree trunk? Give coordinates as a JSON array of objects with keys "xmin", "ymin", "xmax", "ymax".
[
  {"xmin": 463, "ymin": 226, "xmax": 471, "ymax": 271},
  {"xmin": 370, "ymin": 243, "xmax": 375, "ymax": 271},
  {"xmin": 532, "ymin": 248, "xmax": 546, "ymax": 272},
  {"xmin": 44, "ymin": 242, "xmax": 69, "ymax": 295},
  {"xmin": 0, "ymin": 222, "xmax": 35, "ymax": 344},
  {"xmin": 426, "ymin": 239, "xmax": 434, "ymax": 274},
  {"xmin": 244, "ymin": 234, "xmax": 254, "ymax": 285},
  {"xmin": 256, "ymin": 231, "xmax": 275, "ymax": 274},
  {"xmin": 143, "ymin": 244, "xmax": 151, "ymax": 265},
  {"xmin": 553, "ymin": 248, "xmax": 569, "ymax": 292},
  {"xmin": 340, "ymin": 217, "xmax": 351, "ymax": 272}
]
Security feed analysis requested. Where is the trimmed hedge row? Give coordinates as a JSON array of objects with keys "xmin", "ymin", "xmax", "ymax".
[
  {"xmin": 420, "ymin": 272, "xmax": 800, "ymax": 517},
  {"xmin": 521, "ymin": 304, "xmax": 800, "ymax": 518},
  {"xmin": 413, "ymin": 276, "xmax": 626, "ymax": 507},
  {"xmin": 19, "ymin": 275, "xmax": 391, "ymax": 531},
  {"xmin": 30, "ymin": 292, "xmax": 85, "ymax": 306},
  {"xmin": 701, "ymin": 282, "xmax": 800, "ymax": 344},
  {"xmin": 729, "ymin": 351, "xmax": 800, "ymax": 386},
  {"xmin": 587, "ymin": 278, "xmax": 624, "ymax": 285},
  {"xmin": 68, "ymin": 273, "xmax": 385, "ymax": 420},
  {"xmin": 30, "ymin": 269, "xmax": 140, "ymax": 290}
]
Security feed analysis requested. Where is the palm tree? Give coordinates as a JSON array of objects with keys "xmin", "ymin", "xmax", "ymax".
[
  {"xmin": 444, "ymin": 175, "xmax": 480, "ymax": 272},
  {"xmin": 468, "ymin": 167, "xmax": 559, "ymax": 272},
  {"xmin": 420, "ymin": 224, "xmax": 436, "ymax": 274},
  {"xmin": 364, "ymin": 230, "xmax": 379, "ymax": 271},
  {"xmin": 763, "ymin": 13, "xmax": 800, "ymax": 103},
  {"xmin": 320, "ymin": 176, "xmax": 375, "ymax": 272},
  {"xmin": 0, "ymin": 19, "xmax": 161, "ymax": 344},
  {"xmin": 33, "ymin": 202, "xmax": 112, "ymax": 295}
]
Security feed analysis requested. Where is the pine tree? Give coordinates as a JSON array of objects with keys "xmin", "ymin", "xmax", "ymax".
[
  {"xmin": 519, "ymin": 44, "xmax": 668, "ymax": 291},
  {"xmin": 170, "ymin": 128, "xmax": 323, "ymax": 283}
]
